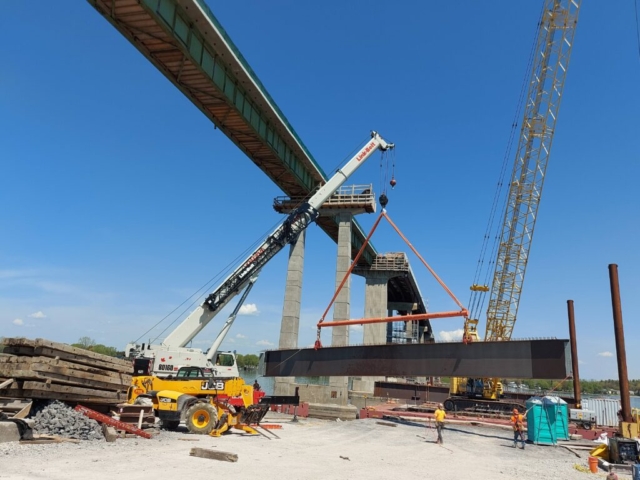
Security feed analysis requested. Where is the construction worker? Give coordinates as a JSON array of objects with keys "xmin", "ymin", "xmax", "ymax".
[
  {"xmin": 511, "ymin": 408, "xmax": 526, "ymax": 449},
  {"xmin": 434, "ymin": 403, "xmax": 446, "ymax": 444}
]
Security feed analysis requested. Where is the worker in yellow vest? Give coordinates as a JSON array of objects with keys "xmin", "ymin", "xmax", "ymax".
[
  {"xmin": 511, "ymin": 408, "xmax": 525, "ymax": 449},
  {"xmin": 434, "ymin": 403, "xmax": 446, "ymax": 444}
]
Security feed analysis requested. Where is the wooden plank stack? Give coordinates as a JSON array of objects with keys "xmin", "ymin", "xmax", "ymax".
[{"xmin": 0, "ymin": 338, "xmax": 131, "ymax": 405}]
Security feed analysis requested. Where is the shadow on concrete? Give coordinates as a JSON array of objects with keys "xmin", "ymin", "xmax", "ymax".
[{"xmin": 444, "ymin": 426, "xmax": 513, "ymax": 442}]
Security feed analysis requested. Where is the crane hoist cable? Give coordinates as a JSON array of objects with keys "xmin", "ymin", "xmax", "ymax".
[
  {"xmin": 467, "ymin": 2, "xmax": 547, "ymax": 322},
  {"xmin": 635, "ymin": 0, "xmax": 640, "ymax": 62},
  {"xmin": 140, "ymin": 203, "xmax": 309, "ymax": 344},
  {"xmin": 379, "ymin": 145, "xmax": 396, "ymax": 195},
  {"xmin": 140, "ymin": 216, "xmax": 287, "ymax": 344}
]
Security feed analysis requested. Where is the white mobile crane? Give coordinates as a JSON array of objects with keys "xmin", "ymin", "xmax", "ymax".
[{"xmin": 126, "ymin": 131, "xmax": 394, "ymax": 377}]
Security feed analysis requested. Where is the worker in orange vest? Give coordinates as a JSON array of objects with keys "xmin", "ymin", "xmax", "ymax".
[{"xmin": 511, "ymin": 408, "xmax": 525, "ymax": 449}]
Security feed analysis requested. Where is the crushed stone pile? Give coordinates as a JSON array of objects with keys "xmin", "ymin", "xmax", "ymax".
[{"xmin": 33, "ymin": 400, "xmax": 103, "ymax": 440}]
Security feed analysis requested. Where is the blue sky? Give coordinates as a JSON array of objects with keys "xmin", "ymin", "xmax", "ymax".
[{"xmin": 2, "ymin": 1, "xmax": 639, "ymax": 380}]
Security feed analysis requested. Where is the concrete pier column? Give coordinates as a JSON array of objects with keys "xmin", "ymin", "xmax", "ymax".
[
  {"xmin": 329, "ymin": 212, "xmax": 352, "ymax": 405},
  {"xmin": 353, "ymin": 271, "xmax": 393, "ymax": 394},
  {"xmin": 332, "ymin": 213, "xmax": 352, "ymax": 347},
  {"xmin": 274, "ymin": 230, "xmax": 305, "ymax": 396},
  {"xmin": 363, "ymin": 272, "xmax": 390, "ymax": 345}
]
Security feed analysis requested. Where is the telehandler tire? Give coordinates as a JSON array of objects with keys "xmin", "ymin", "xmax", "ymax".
[{"xmin": 185, "ymin": 403, "xmax": 218, "ymax": 435}]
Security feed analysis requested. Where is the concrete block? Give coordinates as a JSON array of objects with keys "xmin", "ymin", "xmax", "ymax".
[
  {"xmin": 351, "ymin": 378, "xmax": 375, "ymax": 394},
  {"xmin": 102, "ymin": 424, "xmax": 118, "ymax": 442},
  {"xmin": 0, "ymin": 422, "xmax": 21, "ymax": 443}
]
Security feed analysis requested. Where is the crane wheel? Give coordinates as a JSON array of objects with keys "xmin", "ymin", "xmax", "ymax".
[
  {"xmin": 185, "ymin": 403, "xmax": 218, "ymax": 435},
  {"xmin": 443, "ymin": 400, "xmax": 454, "ymax": 412}
]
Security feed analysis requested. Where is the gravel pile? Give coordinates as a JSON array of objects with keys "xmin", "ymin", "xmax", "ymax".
[{"xmin": 33, "ymin": 401, "xmax": 103, "ymax": 440}]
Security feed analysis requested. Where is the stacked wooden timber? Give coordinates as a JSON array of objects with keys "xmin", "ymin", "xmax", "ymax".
[{"xmin": 0, "ymin": 338, "xmax": 131, "ymax": 405}]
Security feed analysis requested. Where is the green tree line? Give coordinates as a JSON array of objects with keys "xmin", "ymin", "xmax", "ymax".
[
  {"xmin": 235, "ymin": 353, "xmax": 259, "ymax": 369},
  {"xmin": 507, "ymin": 379, "xmax": 640, "ymax": 395},
  {"xmin": 70, "ymin": 336, "xmax": 122, "ymax": 357},
  {"xmin": 65, "ymin": 337, "xmax": 262, "ymax": 367},
  {"xmin": 0, "ymin": 336, "xmax": 122, "ymax": 357}
]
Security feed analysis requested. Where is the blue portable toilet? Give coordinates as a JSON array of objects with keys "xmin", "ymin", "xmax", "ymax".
[{"xmin": 526, "ymin": 396, "xmax": 569, "ymax": 445}]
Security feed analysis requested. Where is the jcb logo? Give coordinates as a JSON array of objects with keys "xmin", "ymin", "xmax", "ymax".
[
  {"xmin": 201, "ymin": 381, "xmax": 225, "ymax": 390},
  {"xmin": 158, "ymin": 364, "xmax": 174, "ymax": 371}
]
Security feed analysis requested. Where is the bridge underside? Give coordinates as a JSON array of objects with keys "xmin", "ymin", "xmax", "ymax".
[
  {"xmin": 88, "ymin": 0, "xmax": 428, "ymax": 319},
  {"xmin": 88, "ymin": 0, "xmax": 376, "ymax": 262},
  {"xmin": 261, "ymin": 340, "xmax": 570, "ymax": 379}
]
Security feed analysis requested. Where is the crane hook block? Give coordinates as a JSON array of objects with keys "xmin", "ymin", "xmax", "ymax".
[
  {"xmin": 390, "ymin": 177, "xmax": 397, "ymax": 189},
  {"xmin": 470, "ymin": 284, "xmax": 489, "ymax": 292},
  {"xmin": 379, "ymin": 194, "xmax": 388, "ymax": 208}
]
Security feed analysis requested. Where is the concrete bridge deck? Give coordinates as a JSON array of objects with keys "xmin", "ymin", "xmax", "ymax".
[{"xmin": 88, "ymin": 0, "xmax": 428, "ymax": 319}]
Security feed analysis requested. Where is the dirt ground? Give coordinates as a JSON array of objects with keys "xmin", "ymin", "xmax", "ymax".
[{"xmin": 0, "ymin": 414, "xmax": 628, "ymax": 480}]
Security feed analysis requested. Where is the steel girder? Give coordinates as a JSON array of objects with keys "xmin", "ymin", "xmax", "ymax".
[{"xmin": 261, "ymin": 339, "xmax": 570, "ymax": 379}]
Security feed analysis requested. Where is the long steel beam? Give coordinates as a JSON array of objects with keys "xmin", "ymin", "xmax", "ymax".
[{"xmin": 261, "ymin": 339, "xmax": 570, "ymax": 379}]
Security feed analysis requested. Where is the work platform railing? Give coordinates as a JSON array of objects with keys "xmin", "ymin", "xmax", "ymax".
[{"xmin": 273, "ymin": 184, "xmax": 376, "ymax": 214}]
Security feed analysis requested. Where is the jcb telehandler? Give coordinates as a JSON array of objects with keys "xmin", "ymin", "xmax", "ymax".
[{"xmin": 128, "ymin": 366, "xmax": 298, "ymax": 436}]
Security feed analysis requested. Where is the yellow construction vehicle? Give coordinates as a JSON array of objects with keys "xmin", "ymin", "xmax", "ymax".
[
  {"xmin": 620, "ymin": 407, "xmax": 640, "ymax": 439},
  {"xmin": 445, "ymin": 318, "xmax": 521, "ymax": 413},
  {"xmin": 128, "ymin": 366, "xmax": 298, "ymax": 436}
]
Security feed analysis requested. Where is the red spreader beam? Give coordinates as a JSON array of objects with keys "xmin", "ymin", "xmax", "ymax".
[
  {"xmin": 316, "ymin": 210, "xmax": 468, "ymax": 348},
  {"xmin": 318, "ymin": 309, "xmax": 469, "ymax": 328}
]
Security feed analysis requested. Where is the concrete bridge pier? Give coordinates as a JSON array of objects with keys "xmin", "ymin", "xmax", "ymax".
[
  {"xmin": 274, "ymin": 230, "xmax": 305, "ymax": 397},
  {"xmin": 350, "ymin": 269, "xmax": 403, "ymax": 394},
  {"xmin": 328, "ymin": 212, "xmax": 353, "ymax": 406},
  {"xmin": 274, "ymin": 186, "xmax": 375, "ymax": 405}
]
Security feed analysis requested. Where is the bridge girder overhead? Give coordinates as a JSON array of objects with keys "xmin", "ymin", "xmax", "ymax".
[
  {"xmin": 88, "ymin": 0, "xmax": 425, "ymax": 317},
  {"xmin": 88, "ymin": 0, "xmax": 380, "ymax": 262}
]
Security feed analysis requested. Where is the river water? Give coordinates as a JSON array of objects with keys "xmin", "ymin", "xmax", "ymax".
[
  {"xmin": 611, "ymin": 395, "xmax": 640, "ymax": 409},
  {"xmin": 241, "ymin": 370, "xmax": 275, "ymax": 395}
]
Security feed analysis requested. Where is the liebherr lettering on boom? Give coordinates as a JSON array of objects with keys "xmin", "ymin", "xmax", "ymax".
[{"xmin": 126, "ymin": 131, "xmax": 394, "ymax": 377}]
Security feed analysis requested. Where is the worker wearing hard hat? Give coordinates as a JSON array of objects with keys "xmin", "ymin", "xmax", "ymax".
[
  {"xmin": 511, "ymin": 408, "xmax": 526, "ymax": 449},
  {"xmin": 434, "ymin": 403, "xmax": 446, "ymax": 444}
]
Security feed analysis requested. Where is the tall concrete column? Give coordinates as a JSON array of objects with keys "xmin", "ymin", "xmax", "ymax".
[
  {"xmin": 274, "ymin": 230, "xmax": 305, "ymax": 396},
  {"xmin": 332, "ymin": 213, "xmax": 352, "ymax": 347},
  {"xmin": 354, "ymin": 271, "xmax": 392, "ymax": 394},
  {"xmin": 328, "ymin": 212, "xmax": 352, "ymax": 405},
  {"xmin": 363, "ymin": 272, "xmax": 390, "ymax": 345}
]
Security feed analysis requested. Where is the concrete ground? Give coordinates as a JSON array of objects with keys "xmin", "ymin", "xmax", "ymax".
[{"xmin": 0, "ymin": 414, "xmax": 628, "ymax": 480}]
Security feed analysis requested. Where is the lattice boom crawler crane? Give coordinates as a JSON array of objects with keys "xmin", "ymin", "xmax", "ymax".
[{"xmin": 446, "ymin": 0, "xmax": 581, "ymax": 414}]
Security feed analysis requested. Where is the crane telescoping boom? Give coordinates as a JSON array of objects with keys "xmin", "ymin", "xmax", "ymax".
[{"xmin": 126, "ymin": 131, "xmax": 394, "ymax": 377}]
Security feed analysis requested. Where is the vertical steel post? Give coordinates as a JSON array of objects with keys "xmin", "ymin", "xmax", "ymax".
[
  {"xmin": 608, "ymin": 264, "xmax": 632, "ymax": 423},
  {"xmin": 567, "ymin": 300, "xmax": 581, "ymax": 408}
]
